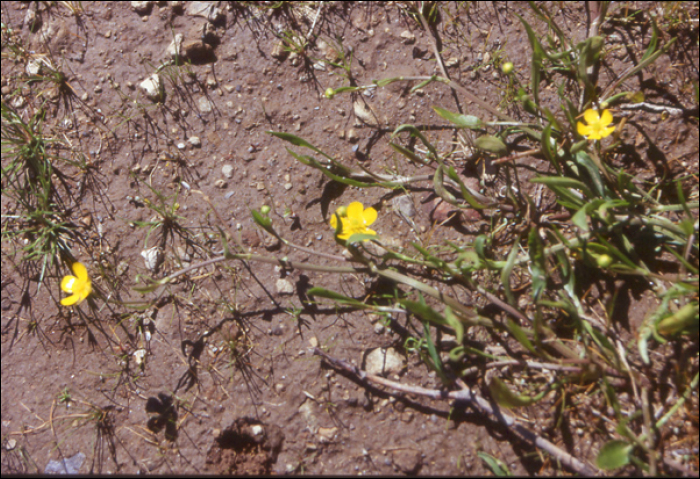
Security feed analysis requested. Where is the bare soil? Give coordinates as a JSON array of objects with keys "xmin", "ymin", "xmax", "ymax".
[{"xmin": 2, "ymin": 1, "xmax": 698, "ymax": 475}]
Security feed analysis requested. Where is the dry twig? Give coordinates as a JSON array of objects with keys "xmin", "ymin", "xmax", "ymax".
[{"xmin": 311, "ymin": 347, "xmax": 597, "ymax": 476}]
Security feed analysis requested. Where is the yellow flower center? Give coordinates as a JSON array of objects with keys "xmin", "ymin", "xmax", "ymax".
[
  {"xmin": 344, "ymin": 216, "xmax": 369, "ymax": 236},
  {"xmin": 329, "ymin": 201, "xmax": 377, "ymax": 241}
]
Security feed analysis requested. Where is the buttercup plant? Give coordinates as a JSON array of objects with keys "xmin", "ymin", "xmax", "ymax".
[
  {"xmin": 3, "ymin": 3, "xmax": 695, "ymax": 476},
  {"xmin": 577, "ymin": 108, "xmax": 616, "ymax": 140},
  {"xmin": 60, "ymin": 262, "xmax": 92, "ymax": 306},
  {"xmin": 329, "ymin": 201, "xmax": 377, "ymax": 241}
]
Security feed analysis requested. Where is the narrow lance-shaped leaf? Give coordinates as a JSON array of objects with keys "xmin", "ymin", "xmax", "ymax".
[
  {"xmin": 506, "ymin": 318, "xmax": 537, "ymax": 355},
  {"xmin": 432, "ymin": 106, "xmax": 484, "ymax": 129},
  {"xmin": 528, "ymin": 225, "xmax": 547, "ymax": 301},
  {"xmin": 423, "ymin": 321, "xmax": 445, "ymax": 381},
  {"xmin": 400, "ymin": 294, "xmax": 447, "ymax": 326},
  {"xmin": 514, "ymin": 12, "xmax": 544, "ymax": 108},
  {"xmin": 488, "ymin": 377, "xmax": 544, "ymax": 409},
  {"xmin": 345, "ymin": 233, "xmax": 378, "ymax": 244},
  {"xmin": 446, "ymin": 166, "xmax": 490, "ymax": 209},
  {"xmin": 501, "ymin": 235, "xmax": 520, "ymax": 306},
  {"xmin": 308, "ymin": 287, "xmax": 375, "ymax": 309},
  {"xmin": 392, "ymin": 124, "xmax": 438, "ymax": 160}
]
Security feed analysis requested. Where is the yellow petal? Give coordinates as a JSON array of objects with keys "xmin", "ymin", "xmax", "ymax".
[
  {"xmin": 330, "ymin": 214, "xmax": 338, "ymax": 230},
  {"xmin": 60, "ymin": 294, "xmax": 80, "ymax": 306},
  {"xmin": 72, "ymin": 262, "xmax": 89, "ymax": 282},
  {"xmin": 362, "ymin": 206, "xmax": 377, "ymax": 226},
  {"xmin": 363, "ymin": 227, "xmax": 377, "ymax": 237},
  {"xmin": 601, "ymin": 125, "xmax": 615, "ymax": 138},
  {"xmin": 61, "ymin": 275, "xmax": 77, "ymax": 293},
  {"xmin": 577, "ymin": 122, "xmax": 591, "ymax": 137},
  {"xmin": 347, "ymin": 202, "xmax": 364, "ymax": 218},
  {"xmin": 583, "ymin": 108, "xmax": 600, "ymax": 125},
  {"xmin": 79, "ymin": 281, "xmax": 92, "ymax": 301},
  {"xmin": 599, "ymin": 109, "xmax": 613, "ymax": 126}
]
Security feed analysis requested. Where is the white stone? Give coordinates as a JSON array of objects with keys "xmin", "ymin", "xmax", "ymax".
[
  {"xmin": 276, "ymin": 278, "xmax": 294, "ymax": 295},
  {"xmin": 140, "ymin": 246, "xmax": 163, "ymax": 272},
  {"xmin": 139, "ymin": 73, "xmax": 164, "ymax": 102},
  {"xmin": 364, "ymin": 347, "xmax": 406, "ymax": 376},
  {"xmin": 221, "ymin": 164, "xmax": 234, "ymax": 178}
]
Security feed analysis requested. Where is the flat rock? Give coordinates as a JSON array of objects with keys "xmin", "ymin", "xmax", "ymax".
[
  {"xmin": 276, "ymin": 278, "xmax": 294, "ymax": 295},
  {"xmin": 363, "ymin": 347, "xmax": 406, "ymax": 376}
]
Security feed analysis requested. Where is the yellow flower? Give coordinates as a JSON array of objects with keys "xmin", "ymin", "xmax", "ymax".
[
  {"xmin": 60, "ymin": 262, "xmax": 92, "ymax": 306},
  {"xmin": 330, "ymin": 201, "xmax": 377, "ymax": 241},
  {"xmin": 577, "ymin": 108, "xmax": 615, "ymax": 140}
]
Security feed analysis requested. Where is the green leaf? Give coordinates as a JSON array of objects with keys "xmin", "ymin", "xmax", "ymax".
[
  {"xmin": 488, "ymin": 377, "xmax": 541, "ymax": 409},
  {"xmin": 514, "ymin": 13, "xmax": 544, "ymax": 108},
  {"xmin": 477, "ymin": 452, "xmax": 511, "ymax": 476},
  {"xmin": 412, "ymin": 242, "xmax": 446, "ymax": 270},
  {"xmin": 501, "ymin": 235, "xmax": 520, "ymax": 306},
  {"xmin": 446, "ymin": 166, "xmax": 490, "ymax": 209},
  {"xmin": 374, "ymin": 77, "xmax": 404, "ymax": 88},
  {"xmin": 540, "ymin": 123, "xmax": 561, "ymax": 175},
  {"xmin": 642, "ymin": 17, "xmax": 659, "ymax": 62},
  {"xmin": 506, "ymin": 318, "xmax": 537, "ymax": 355},
  {"xmin": 474, "ymin": 135, "xmax": 507, "ymax": 156},
  {"xmin": 574, "ymin": 151, "xmax": 605, "ymax": 198},
  {"xmin": 216, "ymin": 226, "xmax": 235, "ymax": 259},
  {"xmin": 474, "ymin": 235, "xmax": 490, "ymax": 260},
  {"xmin": 528, "ymin": 225, "xmax": 547, "ymax": 301},
  {"xmin": 250, "ymin": 208, "xmax": 272, "ymax": 229},
  {"xmin": 410, "ymin": 75, "xmax": 438, "ymax": 93},
  {"xmin": 432, "ymin": 106, "xmax": 483, "ymax": 129},
  {"xmin": 596, "ymin": 440, "xmax": 632, "ymax": 470},
  {"xmin": 307, "ymin": 287, "xmax": 374, "ymax": 309},
  {"xmin": 423, "ymin": 321, "xmax": 444, "ymax": 378},
  {"xmin": 332, "ymin": 85, "xmax": 361, "ymax": 95},
  {"xmin": 571, "ymin": 199, "xmax": 605, "ymax": 231},
  {"xmin": 531, "ymin": 176, "xmax": 593, "ymax": 202},
  {"xmin": 392, "ymin": 124, "xmax": 438, "ymax": 160},
  {"xmin": 345, "ymin": 233, "xmax": 378, "ymax": 244},
  {"xmin": 285, "ymin": 149, "xmax": 376, "ymax": 188},
  {"xmin": 268, "ymin": 131, "xmax": 326, "ymax": 156},
  {"xmin": 400, "ymin": 294, "xmax": 447, "ymax": 326},
  {"xmin": 389, "ymin": 141, "xmax": 425, "ymax": 166},
  {"xmin": 444, "ymin": 306, "xmax": 464, "ymax": 344},
  {"xmin": 656, "ymin": 302, "xmax": 699, "ymax": 337},
  {"xmin": 577, "ymin": 36, "xmax": 604, "ymax": 94},
  {"xmin": 433, "ymin": 165, "xmax": 458, "ymax": 205}
]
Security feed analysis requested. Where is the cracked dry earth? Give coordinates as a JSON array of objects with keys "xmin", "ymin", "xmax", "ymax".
[{"xmin": 2, "ymin": 1, "xmax": 699, "ymax": 476}]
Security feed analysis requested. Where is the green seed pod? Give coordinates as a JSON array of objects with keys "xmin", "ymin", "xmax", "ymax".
[{"xmin": 260, "ymin": 205, "xmax": 271, "ymax": 215}]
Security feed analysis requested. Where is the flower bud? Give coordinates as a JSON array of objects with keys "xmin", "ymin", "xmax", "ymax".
[
  {"xmin": 335, "ymin": 205, "xmax": 347, "ymax": 217},
  {"xmin": 501, "ymin": 61, "xmax": 514, "ymax": 74},
  {"xmin": 596, "ymin": 254, "xmax": 614, "ymax": 268},
  {"xmin": 260, "ymin": 205, "xmax": 271, "ymax": 215},
  {"xmin": 324, "ymin": 87, "xmax": 336, "ymax": 99}
]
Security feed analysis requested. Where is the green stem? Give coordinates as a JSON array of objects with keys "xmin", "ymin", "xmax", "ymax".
[{"xmin": 373, "ymin": 266, "xmax": 492, "ymax": 327}]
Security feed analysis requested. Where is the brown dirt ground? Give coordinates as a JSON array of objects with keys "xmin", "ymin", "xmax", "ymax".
[{"xmin": 2, "ymin": 1, "xmax": 698, "ymax": 475}]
